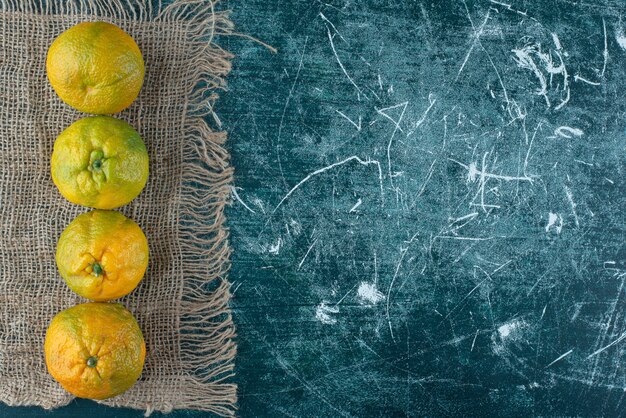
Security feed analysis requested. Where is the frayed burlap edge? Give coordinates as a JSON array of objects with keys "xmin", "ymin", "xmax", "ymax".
[{"xmin": 0, "ymin": 0, "xmax": 237, "ymax": 416}]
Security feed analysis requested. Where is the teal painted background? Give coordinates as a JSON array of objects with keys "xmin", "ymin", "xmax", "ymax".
[{"xmin": 5, "ymin": 0, "xmax": 626, "ymax": 416}]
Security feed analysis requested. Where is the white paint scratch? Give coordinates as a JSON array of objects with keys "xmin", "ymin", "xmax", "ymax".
[
  {"xmin": 230, "ymin": 186, "xmax": 256, "ymax": 214},
  {"xmin": 231, "ymin": 281, "xmax": 243, "ymax": 295},
  {"xmin": 298, "ymin": 238, "xmax": 318, "ymax": 270},
  {"xmin": 616, "ymin": 25, "xmax": 626, "ymax": 50},
  {"xmin": 551, "ymin": 33, "xmax": 563, "ymax": 51},
  {"xmin": 272, "ymin": 156, "xmax": 384, "ymax": 214},
  {"xmin": 444, "ymin": 277, "xmax": 488, "ymax": 320},
  {"xmin": 349, "ymin": 198, "xmax": 362, "ymax": 213},
  {"xmin": 564, "ymin": 186, "xmax": 580, "ymax": 227},
  {"xmin": 334, "ymin": 283, "xmax": 358, "ymax": 307},
  {"xmin": 386, "ymin": 234, "xmax": 418, "ymax": 342},
  {"xmin": 587, "ymin": 332, "xmax": 626, "ymax": 359},
  {"xmin": 449, "ymin": 157, "xmax": 537, "ymax": 183},
  {"xmin": 574, "ymin": 74, "xmax": 601, "ymax": 86},
  {"xmin": 471, "ymin": 329, "xmax": 479, "ymax": 352},
  {"xmin": 250, "ymin": 196, "xmax": 266, "ymax": 213},
  {"xmin": 377, "ymin": 102, "xmax": 408, "ymax": 188},
  {"xmin": 498, "ymin": 324, "xmax": 514, "ymax": 339},
  {"xmin": 322, "ymin": 14, "xmax": 365, "ymax": 99},
  {"xmin": 376, "ymin": 102, "xmax": 407, "ymax": 133},
  {"xmin": 488, "ymin": 0, "xmax": 527, "ymax": 15},
  {"xmin": 545, "ymin": 349, "xmax": 573, "ymax": 368},
  {"xmin": 357, "ymin": 282, "xmax": 385, "ymax": 305},
  {"xmin": 276, "ymin": 37, "xmax": 308, "ymax": 187},
  {"xmin": 319, "ymin": 12, "xmax": 346, "ymax": 42},
  {"xmin": 512, "ymin": 45, "xmax": 550, "ymax": 107},
  {"xmin": 554, "ymin": 126, "xmax": 583, "ymax": 138},
  {"xmin": 545, "ymin": 212, "xmax": 563, "ymax": 234},
  {"xmin": 417, "ymin": 159, "xmax": 437, "ymax": 197},
  {"xmin": 289, "ymin": 219, "xmax": 302, "ymax": 236},
  {"xmin": 450, "ymin": 212, "xmax": 479, "ymax": 226},
  {"xmin": 335, "ymin": 109, "xmax": 362, "ymax": 131},
  {"xmin": 268, "ymin": 237, "xmax": 283, "ymax": 255},
  {"xmin": 551, "ymin": 33, "xmax": 570, "ymax": 110},
  {"xmin": 574, "ymin": 159, "xmax": 593, "ymax": 167},
  {"xmin": 315, "ymin": 302, "xmax": 339, "ymax": 325},
  {"xmin": 601, "ymin": 18, "xmax": 608, "ymax": 77},
  {"xmin": 407, "ymin": 94, "xmax": 437, "ymax": 136},
  {"xmin": 498, "ymin": 319, "xmax": 523, "ymax": 339},
  {"xmin": 493, "ymin": 259, "xmax": 512, "ymax": 274},
  {"xmin": 436, "ymin": 235, "xmax": 494, "ymax": 241},
  {"xmin": 512, "ymin": 33, "xmax": 570, "ymax": 110},
  {"xmin": 456, "ymin": 8, "xmax": 491, "ymax": 81},
  {"xmin": 604, "ymin": 261, "xmax": 616, "ymax": 269}
]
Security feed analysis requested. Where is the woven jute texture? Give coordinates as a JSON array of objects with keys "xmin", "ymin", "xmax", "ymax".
[{"xmin": 0, "ymin": 1, "xmax": 236, "ymax": 415}]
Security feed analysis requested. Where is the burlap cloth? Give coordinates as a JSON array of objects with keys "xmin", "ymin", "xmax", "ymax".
[{"xmin": 0, "ymin": 0, "xmax": 236, "ymax": 415}]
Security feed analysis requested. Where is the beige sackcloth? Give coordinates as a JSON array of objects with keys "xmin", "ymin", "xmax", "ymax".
[{"xmin": 0, "ymin": 0, "xmax": 236, "ymax": 415}]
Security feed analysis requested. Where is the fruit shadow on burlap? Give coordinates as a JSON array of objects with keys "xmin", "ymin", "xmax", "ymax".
[{"xmin": 0, "ymin": 1, "xmax": 236, "ymax": 416}]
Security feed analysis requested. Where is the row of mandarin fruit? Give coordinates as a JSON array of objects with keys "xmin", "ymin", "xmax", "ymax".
[{"xmin": 44, "ymin": 22, "xmax": 150, "ymax": 400}]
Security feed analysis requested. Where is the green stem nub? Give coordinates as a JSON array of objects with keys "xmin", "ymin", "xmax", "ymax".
[
  {"xmin": 86, "ymin": 356, "xmax": 97, "ymax": 368},
  {"xmin": 92, "ymin": 262, "xmax": 103, "ymax": 277},
  {"xmin": 89, "ymin": 150, "xmax": 105, "ymax": 172}
]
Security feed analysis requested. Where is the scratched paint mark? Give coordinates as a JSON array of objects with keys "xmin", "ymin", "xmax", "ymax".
[
  {"xmin": 601, "ymin": 18, "xmax": 608, "ymax": 77},
  {"xmin": 272, "ymin": 156, "xmax": 384, "ymax": 215},
  {"xmin": 335, "ymin": 109, "xmax": 362, "ymax": 131},
  {"xmin": 377, "ymin": 101, "xmax": 408, "ymax": 188},
  {"xmin": 230, "ymin": 186, "xmax": 257, "ymax": 214},
  {"xmin": 455, "ymin": 7, "xmax": 492, "ymax": 82},
  {"xmin": 321, "ymin": 13, "xmax": 366, "ymax": 99},
  {"xmin": 587, "ymin": 332, "xmax": 626, "ymax": 359},
  {"xmin": 276, "ymin": 37, "xmax": 308, "ymax": 189},
  {"xmin": 545, "ymin": 349, "xmax": 574, "ymax": 368},
  {"xmin": 298, "ymin": 238, "xmax": 318, "ymax": 270},
  {"xmin": 357, "ymin": 282, "xmax": 385, "ymax": 305},
  {"xmin": 499, "ymin": 319, "xmax": 528, "ymax": 341},
  {"xmin": 574, "ymin": 74, "xmax": 601, "ymax": 85},
  {"xmin": 488, "ymin": 0, "xmax": 527, "ymax": 15},
  {"xmin": 289, "ymin": 219, "xmax": 302, "ymax": 236},
  {"xmin": 406, "ymin": 93, "xmax": 437, "ymax": 136},
  {"xmin": 248, "ymin": 196, "xmax": 266, "ymax": 215},
  {"xmin": 616, "ymin": 26, "xmax": 626, "ymax": 50},
  {"xmin": 315, "ymin": 302, "xmax": 339, "ymax": 325},
  {"xmin": 512, "ymin": 32, "xmax": 570, "ymax": 110},
  {"xmin": 268, "ymin": 237, "xmax": 283, "ymax": 255},
  {"xmin": 554, "ymin": 126, "xmax": 583, "ymax": 138},
  {"xmin": 451, "ymin": 157, "xmax": 536, "ymax": 184},
  {"xmin": 349, "ymin": 198, "xmax": 362, "ymax": 213},
  {"xmin": 545, "ymin": 212, "xmax": 563, "ymax": 234},
  {"xmin": 564, "ymin": 186, "xmax": 580, "ymax": 227},
  {"xmin": 498, "ymin": 320, "xmax": 520, "ymax": 339},
  {"xmin": 492, "ymin": 320, "xmax": 529, "ymax": 356}
]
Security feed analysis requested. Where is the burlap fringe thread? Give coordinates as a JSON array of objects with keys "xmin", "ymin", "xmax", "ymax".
[{"xmin": 0, "ymin": 0, "xmax": 237, "ymax": 416}]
